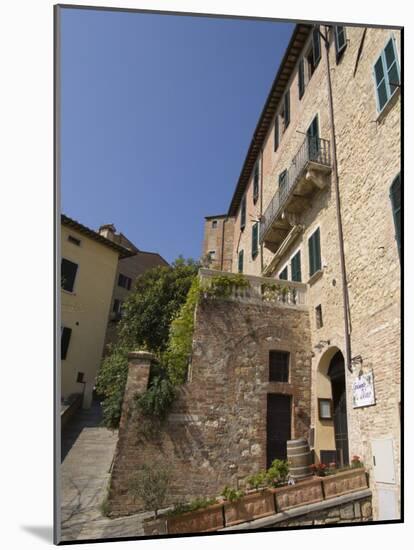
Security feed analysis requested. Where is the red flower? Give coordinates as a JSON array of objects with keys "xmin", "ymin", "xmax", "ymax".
[{"xmin": 351, "ymin": 455, "xmax": 360, "ymax": 462}]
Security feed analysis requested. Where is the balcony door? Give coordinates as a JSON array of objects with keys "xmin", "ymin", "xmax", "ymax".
[{"xmin": 307, "ymin": 115, "xmax": 319, "ymax": 161}]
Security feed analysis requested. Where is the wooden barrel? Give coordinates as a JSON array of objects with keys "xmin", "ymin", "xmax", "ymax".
[{"xmin": 287, "ymin": 438, "xmax": 312, "ymax": 480}]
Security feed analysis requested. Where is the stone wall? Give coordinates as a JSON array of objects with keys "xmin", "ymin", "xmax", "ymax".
[{"xmin": 108, "ymin": 298, "xmax": 311, "ymax": 517}]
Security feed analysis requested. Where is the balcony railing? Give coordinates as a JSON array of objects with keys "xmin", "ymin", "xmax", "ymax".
[
  {"xmin": 260, "ymin": 136, "xmax": 331, "ymax": 243},
  {"xmin": 199, "ymin": 268, "xmax": 307, "ymax": 308}
]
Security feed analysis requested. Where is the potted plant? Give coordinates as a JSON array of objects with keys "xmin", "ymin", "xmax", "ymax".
[
  {"xmin": 222, "ymin": 485, "xmax": 275, "ymax": 527},
  {"xmin": 166, "ymin": 497, "xmax": 225, "ymax": 534},
  {"xmin": 322, "ymin": 459, "xmax": 368, "ymax": 499}
]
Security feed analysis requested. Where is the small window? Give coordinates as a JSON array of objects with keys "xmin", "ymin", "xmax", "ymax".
[
  {"xmin": 208, "ymin": 250, "xmax": 216, "ymax": 262},
  {"xmin": 279, "ymin": 169, "xmax": 288, "ymax": 199},
  {"xmin": 238, "ymin": 250, "xmax": 244, "ymax": 273},
  {"xmin": 298, "ymin": 57, "xmax": 305, "ymax": 99},
  {"xmin": 274, "ymin": 115, "xmax": 279, "ymax": 151},
  {"xmin": 253, "ymin": 163, "xmax": 259, "ymax": 203},
  {"xmin": 334, "ymin": 26, "xmax": 347, "ymax": 60},
  {"xmin": 315, "ymin": 304, "xmax": 323, "ymax": 329},
  {"xmin": 212, "ymin": 220, "xmax": 217, "ymax": 229},
  {"xmin": 269, "ymin": 351, "xmax": 289, "ymax": 382},
  {"xmin": 252, "ymin": 223, "xmax": 259, "ymax": 259},
  {"xmin": 312, "ymin": 26, "xmax": 321, "ymax": 67},
  {"xmin": 318, "ymin": 398, "xmax": 333, "ymax": 420},
  {"xmin": 308, "ymin": 227, "xmax": 321, "ymax": 277},
  {"xmin": 282, "ymin": 90, "xmax": 290, "ymax": 131},
  {"xmin": 373, "ymin": 36, "xmax": 400, "ymax": 113},
  {"xmin": 279, "ymin": 266, "xmax": 288, "ymax": 280},
  {"xmin": 76, "ymin": 372, "xmax": 85, "ymax": 383},
  {"xmin": 240, "ymin": 196, "xmax": 246, "ymax": 230},
  {"xmin": 390, "ymin": 173, "xmax": 401, "ymax": 258},
  {"xmin": 291, "ymin": 250, "xmax": 302, "ymax": 282},
  {"xmin": 112, "ymin": 298, "xmax": 123, "ymax": 314},
  {"xmin": 118, "ymin": 273, "xmax": 132, "ymax": 290},
  {"xmin": 61, "ymin": 258, "xmax": 78, "ymax": 292},
  {"xmin": 68, "ymin": 235, "xmax": 81, "ymax": 246},
  {"xmin": 61, "ymin": 326, "xmax": 72, "ymax": 360}
]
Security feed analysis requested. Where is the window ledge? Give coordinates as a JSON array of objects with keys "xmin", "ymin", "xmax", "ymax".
[
  {"xmin": 307, "ymin": 269, "xmax": 323, "ymax": 286},
  {"xmin": 376, "ymin": 87, "xmax": 400, "ymax": 124}
]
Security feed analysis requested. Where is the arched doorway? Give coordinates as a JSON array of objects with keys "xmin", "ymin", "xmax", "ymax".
[{"xmin": 328, "ymin": 351, "xmax": 349, "ymax": 466}]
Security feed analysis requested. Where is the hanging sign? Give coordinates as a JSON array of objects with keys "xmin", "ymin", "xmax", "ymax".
[{"xmin": 352, "ymin": 371, "xmax": 376, "ymax": 408}]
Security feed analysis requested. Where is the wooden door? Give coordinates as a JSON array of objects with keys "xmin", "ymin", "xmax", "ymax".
[{"xmin": 266, "ymin": 394, "xmax": 292, "ymax": 467}]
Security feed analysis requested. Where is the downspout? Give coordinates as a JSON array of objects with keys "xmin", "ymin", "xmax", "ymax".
[
  {"xmin": 323, "ymin": 26, "xmax": 352, "ymax": 373},
  {"xmin": 260, "ymin": 147, "xmax": 264, "ymax": 274}
]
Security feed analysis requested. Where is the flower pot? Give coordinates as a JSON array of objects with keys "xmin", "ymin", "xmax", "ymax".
[
  {"xmin": 322, "ymin": 467, "xmax": 368, "ymax": 499},
  {"xmin": 224, "ymin": 490, "xmax": 275, "ymax": 527},
  {"xmin": 167, "ymin": 503, "xmax": 224, "ymax": 534},
  {"xmin": 271, "ymin": 477, "xmax": 323, "ymax": 512}
]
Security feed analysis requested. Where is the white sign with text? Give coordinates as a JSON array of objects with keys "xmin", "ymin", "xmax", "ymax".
[{"xmin": 352, "ymin": 371, "xmax": 376, "ymax": 408}]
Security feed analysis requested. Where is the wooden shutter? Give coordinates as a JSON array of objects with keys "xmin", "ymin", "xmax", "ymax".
[
  {"xmin": 284, "ymin": 90, "xmax": 290, "ymax": 128},
  {"xmin": 298, "ymin": 57, "xmax": 305, "ymax": 99},
  {"xmin": 240, "ymin": 197, "xmax": 246, "ymax": 230},
  {"xmin": 334, "ymin": 26, "xmax": 347, "ymax": 59},
  {"xmin": 253, "ymin": 164, "xmax": 259, "ymax": 202},
  {"xmin": 279, "ymin": 266, "xmax": 288, "ymax": 280},
  {"xmin": 238, "ymin": 250, "xmax": 244, "ymax": 273},
  {"xmin": 309, "ymin": 228, "xmax": 321, "ymax": 276},
  {"xmin": 61, "ymin": 258, "xmax": 78, "ymax": 292},
  {"xmin": 61, "ymin": 327, "xmax": 72, "ymax": 360},
  {"xmin": 274, "ymin": 115, "xmax": 279, "ymax": 151},
  {"xmin": 384, "ymin": 37, "xmax": 400, "ymax": 96},
  {"xmin": 390, "ymin": 174, "xmax": 401, "ymax": 257},
  {"xmin": 252, "ymin": 223, "xmax": 259, "ymax": 259},
  {"xmin": 291, "ymin": 251, "xmax": 302, "ymax": 282},
  {"xmin": 312, "ymin": 26, "xmax": 321, "ymax": 66},
  {"xmin": 279, "ymin": 169, "xmax": 288, "ymax": 199}
]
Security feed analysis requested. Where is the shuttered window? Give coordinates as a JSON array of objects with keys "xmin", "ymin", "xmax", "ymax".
[
  {"xmin": 274, "ymin": 115, "xmax": 279, "ymax": 151},
  {"xmin": 61, "ymin": 258, "xmax": 78, "ymax": 292},
  {"xmin": 307, "ymin": 115, "xmax": 319, "ymax": 159},
  {"xmin": 252, "ymin": 223, "xmax": 259, "ymax": 259},
  {"xmin": 373, "ymin": 36, "xmax": 400, "ymax": 113},
  {"xmin": 253, "ymin": 163, "xmax": 259, "ymax": 203},
  {"xmin": 118, "ymin": 273, "xmax": 132, "ymax": 290},
  {"xmin": 291, "ymin": 251, "xmax": 302, "ymax": 282},
  {"xmin": 308, "ymin": 227, "xmax": 322, "ymax": 277},
  {"xmin": 279, "ymin": 169, "xmax": 288, "ymax": 199},
  {"xmin": 312, "ymin": 26, "xmax": 321, "ymax": 66},
  {"xmin": 279, "ymin": 266, "xmax": 288, "ymax": 280},
  {"xmin": 283, "ymin": 90, "xmax": 290, "ymax": 129},
  {"xmin": 269, "ymin": 351, "xmax": 290, "ymax": 382},
  {"xmin": 298, "ymin": 57, "xmax": 305, "ymax": 99},
  {"xmin": 390, "ymin": 173, "xmax": 401, "ymax": 258},
  {"xmin": 240, "ymin": 196, "xmax": 246, "ymax": 230},
  {"xmin": 61, "ymin": 327, "xmax": 72, "ymax": 360},
  {"xmin": 334, "ymin": 26, "xmax": 347, "ymax": 60},
  {"xmin": 238, "ymin": 250, "xmax": 244, "ymax": 273}
]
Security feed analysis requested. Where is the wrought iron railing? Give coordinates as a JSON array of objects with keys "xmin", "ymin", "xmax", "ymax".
[{"xmin": 260, "ymin": 136, "xmax": 331, "ymax": 242}]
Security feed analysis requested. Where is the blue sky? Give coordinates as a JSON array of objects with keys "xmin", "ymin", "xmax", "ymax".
[{"xmin": 60, "ymin": 8, "xmax": 293, "ymax": 263}]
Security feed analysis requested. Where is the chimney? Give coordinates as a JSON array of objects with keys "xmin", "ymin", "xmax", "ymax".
[{"xmin": 99, "ymin": 224, "xmax": 117, "ymax": 241}]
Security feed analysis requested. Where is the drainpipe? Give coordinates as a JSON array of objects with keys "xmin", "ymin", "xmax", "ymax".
[{"xmin": 323, "ymin": 26, "xmax": 352, "ymax": 373}]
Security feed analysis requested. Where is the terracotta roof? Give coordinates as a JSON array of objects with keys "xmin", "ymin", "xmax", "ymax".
[
  {"xmin": 61, "ymin": 214, "xmax": 135, "ymax": 258},
  {"xmin": 228, "ymin": 23, "xmax": 312, "ymax": 216}
]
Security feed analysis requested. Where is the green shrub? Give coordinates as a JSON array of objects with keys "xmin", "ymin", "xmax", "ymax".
[
  {"xmin": 202, "ymin": 273, "xmax": 250, "ymax": 299},
  {"xmin": 129, "ymin": 463, "xmax": 170, "ymax": 518},
  {"xmin": 136, "ymin": 376, "xmax": 175, "ymax": 419},
  {"xmin": 221, "ymin": 486, "xmax": 244, "ymax": 502},
  {"xmin": 167, "ymin": 497, "xmax": 218, "ymax": 516},
  {"xmin": 265, "ymin": 459, "xmax": 289, "ymax": 487},
  {"xmin": 246, "ymin": 470, "xmax": 267, "ymax": 490}
]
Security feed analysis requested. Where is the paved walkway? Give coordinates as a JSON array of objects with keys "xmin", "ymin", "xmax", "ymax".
[{"xmin": 60, "ymin": 401, "xmax": 152, "ymax": 542}]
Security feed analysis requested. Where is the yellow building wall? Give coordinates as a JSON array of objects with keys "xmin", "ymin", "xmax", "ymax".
[{"xmin": 61, "ymin": 225, "xmax": 120, "ymax": 407}]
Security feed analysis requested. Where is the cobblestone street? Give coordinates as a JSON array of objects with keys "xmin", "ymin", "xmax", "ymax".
[{"xmin": 60, "ymin": 401, "xmax": 152, "ymax": 542}]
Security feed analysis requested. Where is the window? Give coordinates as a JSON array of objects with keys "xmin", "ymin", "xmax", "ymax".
[
  {"xmin": 208, "ymin": 250, "xmax": 216, "ymax": 262},
  {"xmin": 312, "ymin": 26, "xmax": 321, "ymax": 67},
  {"xmin": 308, "ymin": 227, "xmax": 321, "ymax": 277},
  {"xmin": 269, "ymin": 351, "xmax": 289, "ymax": 382},
  {"xmin": 282, "ymin": 90, "xmax": 290, "ymax": 130},
  {"xmin": 307, "ymin": 115, "xmax": 319, "ymax": 160},
  {"xmin": 274, "ymin": 115, "xmax": 279, "ymax": 151},
  {"xmin": 68, "ymin": 235, "xmax": 81, "ymax": 246},
  {"xmin": 238, "ymin": 250, "xmax": 244, "ymax": 273},
  {"xmin": 279, "ymin": 266, "xmax": 288, "ymax": 280},
  {"xmin": 291, "ymin": 250, "xmax": 302, "ymax": 282},
  {"xmin": 298, "ymin": 57, "xmax": 305, "ymax": 99},
  {"xmin": 315, "ymin": 304, "xmax": 323, "ymax": 329},
  {"xmin": 252, "ymin": 223, "xmax": 259, "ymax": 259},
  {"xmin": 253, "ymin": 163, "xmax": 259, "ymax": 203},
  {"xmin": 212, "ymin": 220, "xmax": 217, "ymax": 229},
  {"xmin": 61, "ymin": 258, "xmax": 78, "ymax": 292},
  {"xmin": 112, "ymin": 299, "xmax": 123, "ymax": 314},
  {"xmin": 373, "ymin": 36, "xmax": 400, "ymax": 113},
  {"xmin": 279, "ymin": 169, "xmax": 288, "ymax": 199},
  {"xmin": 334, "ymin": 26, "xmax": 347, "ymax": 60},
  {"xmin": 118, "ymin": 273, "xmax": 132, "ymax": 290},
  {"xmin": 390, "ymin": 173, "xmax": 401, "ymax": 257},
  {"xmin": 240, "ymin": 196, "xmax": 246, "ymax": 230},
  {"xmin": 61, "ymin": 326, "xmax": 72, "ymax": 360}
]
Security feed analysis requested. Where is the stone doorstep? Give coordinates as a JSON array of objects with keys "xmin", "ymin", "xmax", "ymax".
[{"xmin": 219, "ymin": 489, "xmax": 372, "ymax": 531}]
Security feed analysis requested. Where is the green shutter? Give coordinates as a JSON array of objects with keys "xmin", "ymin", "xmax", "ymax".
[
  {"xmin": 240, "ymin": 197, "xmax": 246, "ymax": 230},
  {"xmin": 309, "ymin": 228, "xmax": 321, "ymax": 277},
  {"xmin": 274, "ymin": 115, "xmax": 279, "ymax": 151},
  {"xmin": 284, "ymin": 90, "xmax": 290, "ymax": 128},
  {"xmin": 253, "ymin": 164, "xmax": 259, "ymax": 202},
  {"xmin": 334, "ymin": 26, "xmax": 347, "ymax": 59},
  {"xmin": 279, "ymin": 266, "xmax": 288, "ymax": 280},
  {"xmin": 238, "ymin": 250, "xmax": 244, "ymax": 273},
  {"xmin": 291, "ymin": 251, "xmax": 302, "ymax": 282},
  {"xmin": 390, "ymin": 174, "xmax": 401, "ymax": 258},
  {"xmin": 312, "ymin": 26, "xmax": 321, "ymax": 66},
  {"xmin": 298, "ymin": 58, "xmax": 305, "ymax": 99},
  {"xmin": 252, "ymin": 223, "xmax": 259, "ymax": 259}
]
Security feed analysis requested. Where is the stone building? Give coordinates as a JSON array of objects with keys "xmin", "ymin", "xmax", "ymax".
[{"xmin": 108, "ymin": 23, "xmax": 401, "ymax": 523}]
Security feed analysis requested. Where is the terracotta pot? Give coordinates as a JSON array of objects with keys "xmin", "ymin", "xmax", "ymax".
[
  {"xmin": 224, "ymin": 490, "xmax": 275, "ymax": 527},
  {"xmin": 167, "ymin": 503, "xmax": 224, "ymax": 534},
  {"xmin": 322, "ymin": 467, "xmax": 368, "ymax": 499},
  {"xmin": 271, "ymin": 477, "xmax": 323, "ymax": 512}
]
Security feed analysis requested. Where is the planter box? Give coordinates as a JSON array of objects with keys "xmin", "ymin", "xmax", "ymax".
[
  {"xmin": 167, "ymin": 503, "xmax": 224, "ymax": 534},
  {"xmin": 272, "ymin": 477, "xmax": 323, "ymax": 512},
  {"xmin": 224, "ymin": 490, "xmax": 275, "ymax": 527},
  {"xmin": 322, "ymin": 468, "xmax": 368, "ymax": 499}
]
